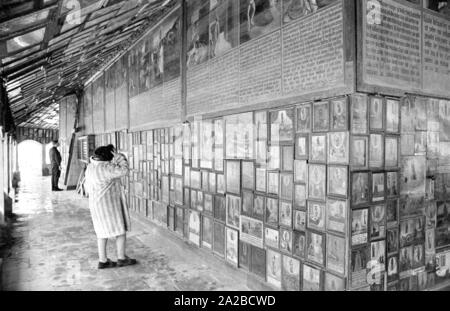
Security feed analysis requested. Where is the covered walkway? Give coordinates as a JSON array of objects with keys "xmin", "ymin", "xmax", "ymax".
[{"xmin": 1, "ymin": 176, "xmax": 266, "ymax": 291}]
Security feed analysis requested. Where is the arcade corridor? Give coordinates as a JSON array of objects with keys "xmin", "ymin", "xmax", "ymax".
[{"xmin": 1, "ymin": 176, "xmax": 261, "ymax": 291}]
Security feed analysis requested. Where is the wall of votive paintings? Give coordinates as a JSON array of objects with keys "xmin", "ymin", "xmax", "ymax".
[{"xmin": 92, "ymin": 93, "xmax": 450, "ymax": 291}]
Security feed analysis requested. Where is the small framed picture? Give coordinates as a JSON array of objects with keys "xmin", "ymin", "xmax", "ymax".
[
  {"xmin": 351, "ymin": 172, "xmax": 370, "ymax": 206},
  {"xmin": 414, "ymin": 131, "xmax": 427, "ymax": 155},
  {"xmin": 350, "ymin": 136, "xmax": 369, "ymax": 170},
  {"xmin": 385, "ymin": 136, "xmax": 399, "ymax": 168},
  {"xmin": 297, "ymin": 103, "xmax": 312, "ymax": 133},
  {"xmin": 308, "ymin": 164, "xmax": 326, "ymax": 201},
  {"xmin": 225, "ymin": 227, "xmax": 239, "ymax": 267},
  {"xmin": 226, "ymin": 194, "xmax": 241, "ymax": 230},
  {"xmin": 204, "ymin": 193, "xmax": 213, "ymax": 214},
  {"xmin": 280, "ymin": 228, "xmax": 293, "ymax": 254},
  {"xmin": 293, "ymin": 231, "xmax": 306, "ymax": 259},
  {"xmin": 214, "ymin": 195, "xmax": 226, "ymax": 222},
  {"xmin": 242, "ymin": 190, "xmax": 254, "ymax": 217},
  {"xmin": 351, "ymin": 208, "xmax": 369, "ymax": 246},
  {"xmin": 281, "ymin": 145, "xmax": 294, "ymax": 171},
  {"xmin": 279, "ymin": 173, "xmax": 293, "ymax": 201},
  {"xmin": 209, "ymin": 172, "xmax": 216, "ymax": 193},
  {"xmin": 202, "ymin": 171, "xmax": 209, "ymax": 192},
  {"xmin": 386, "ymin": 98, "xmax": 400, "ymax": 133},
  {"xmin": 387, "ymin": 228, "xmax": 399, "ymax": 254},
  {"xmin": 369, "ymin": 134, "xmax": 384, "ymax": 168},
  {"xmin": 369, "ymin": 96, "xmax": 384, "ymax": 131},
  {"xmin": 214, "ymin": 147, "xmax": 224, "ymax": 171},
  {"xmin": 372, "ymin": 172, "xmax": 385, "ymax": 202},
  {"xmin": 386, "ymin": 199, "xmax": 399, "ymax": 228},
  {"xmin": 350, "ymin": 94, "xmax": 368, "ymax": 135},
  {"xmin": 294, "ymin": 160, "xmax": 308, "ymax": 183},
  {"xmin": 307, "ymin": 231, "xmax": 325, "ymax": 266},
  {"xmin": 328, "ymin": 132, "xmax": 349, "ymax": 165},
  {"xmin": 326, "ymin": 198, "xmax": 348, "ymax": 235},
  {"xmin": 370, "ymin": 204, "xmax": 386, "ymax": 240},
  {"xmin": 217, "ymin": 174, "xmax": 225, "ymax": 194},
  {"xmin": 242, "ymin": 161, "xmax": 255, "ymax": 190},
  {"xmin": 254, "ymin": 111, "xmax": 268, "ymax": 141},
  {"xmin": 325, "ymin": 273, "xmax": 346, "ymax": 291},
  {"xmin": 313, "ymin": 101, "xmax": 330, "ymax": 132},
  {"xmin": 270, "ymin": 108, "xmax": 295, "ymax": 143},
  {"xmin": 370, "ymin": 240, "xmax": 386, "ymax": 270},
  {"xmin": 253, "ymin": 194, "xmax": 265, "ymax": 221},
  {"xmin": 307, "ymin": 201, "xmax": 326, "ymax": 231},
  {"xmin": 327, "ymin": 165, "xmax": 348, "ymax": 198},
  {"xmin": 265, "ymin": 227, "xmax": 280, "ymax": 249},
  {"xmin": 310, "ymin": 134, "xmax": 327, "ymax": 163},
  {"xmin": 266, "ymin": 248, "xmax": 282, "ymax": 288},
  {"xmin": 293, "ymin": 184, "xmax": 307, "ymax": 208},
  {"xmin": 226, "ymin": 160, "xmax": 241, "ymax": 195},
  {"xmin": 256, "ymin": 141, "xmax": 267, "ymax": 165},
  {"xmin": 326, "ymin": 234, "xmax": 346, "ymax": 275},
  {"xmin": 265, "ymin": 197, "xmax": 279, "ymax": 227},
  {"xmin": 255, "ymin": 168, "xmax": 267, "ymax": 193},
  {"xmin": 267, "ymin": 171, "xmax": 280, "ymax": 196},
  {"xmin": 303, "ymin": 264, "xmax": 322, "ymax": 291},
  {"xmin": 293, "ymin": 209, "xmax": 307, "ymax": 231},
  {"xmin": 330, "ymin": 97, "xmax": 348, "ymax": 131},
  {"xmin": 282, "ymin": 255, "xmax": 301, "ymax": 291},
  {"xmin": 279, "ymin": 200, "xmax": 293, "ymax": 228},
  {"xmin": 295, "ymin": 134, "xmax": 309, "ymax": 160},
  {"xmin": 268, "ymin": 145, "xmax": 280, "ymax": 170},
  {"xmin": 387, "ymin": 254, "xmax": 399, "ymax": 283}
]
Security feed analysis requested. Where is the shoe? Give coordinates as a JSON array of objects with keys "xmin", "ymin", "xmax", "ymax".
[
  {"xmin": 98, "ymin": 259, "xmax": 117, "ymax": 269},
  {"xmin": 117, "ymin": 256, "xmax": 137, "ymax": 267},
  {"xmin": 52, "ymin": 188, "xmax": 63, "ymax": 192}
]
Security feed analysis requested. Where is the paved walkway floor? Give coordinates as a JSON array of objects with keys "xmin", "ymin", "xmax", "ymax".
[{"xmin": 1, "ymin": 176, "xmax": 255, "ymax": 291}]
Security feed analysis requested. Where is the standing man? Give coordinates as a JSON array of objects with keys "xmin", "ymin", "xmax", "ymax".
[{"xmin": 49, "ymin": 140, "xmax": 62, "ymax": 191}]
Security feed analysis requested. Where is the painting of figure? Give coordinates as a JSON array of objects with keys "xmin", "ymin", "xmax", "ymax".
[
  {"xmin": 240, "ymin": 0, "xmax": 282, "ymax": 44},
  {"xmin": 209, "ymin": 0, "xmax": 239, "ymax": 58}
]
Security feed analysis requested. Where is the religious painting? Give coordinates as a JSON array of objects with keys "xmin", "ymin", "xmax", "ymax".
[
  {"xmin": 313, "ymin": 101, "xmax": 329, "ymax": 132},
  {"xmin": 303, "ymin": 264, "xmax": 322, "ymax": 291},
  {"xmin": 202, "ymin": 216, "xmax": 213, "ymax": 250},
  {"xmin": 296, "ymin": 103, "xmax": 312, "ymax": 133},
  {"xmin": 209, "ymin": 0, "xmax": 239, "ymax": 59},
  {"xmin": 370, "ymin": 204, "xmax": 386, "ymax": 240},
  {"xmin": 308, "ymin": 164, "xmax": 326, "ymax": 201},
  {"xmin": 325, "ymin": 98, "xmax": 346, "ymax": 129},
  {"xmin": 239, "ymin": 241, "xmax": 251, "ymax": 271},
  {"xmin": 250, "ymin": 245, "xmax": 266, "ymax": 278},
  {"xmin": 280, "ymin": 173, "xmax": 293, "ymax": 201},
  {"xmin": 242, "ymin": 190, "xmax": 254, "ymax": 217},
  {"xmin": 266, "ymin": 248, "xmax": 282, "ymax": 288},
  {"xmin": 328, "ymin": 132, "xmax": 349, "ymax": 165},
  {"xmin": 226, "ymin": 160, "xmax": 241, "ymax": 194},
  {"xmin": 385, "ymin": 136, "xmax": 398, "ymax": 168},
  {"xmin": 436, "ymin": 201, "xmax": 450, "ymax": 247},
  {"xmin": 255, "ymin": 168, "xmax": 267, "ymax": 192},
  {"xmin": 202, "ymin": 170, "xmax": 209, "ymax": 192},
  {"xmin": 253, "ymin": 194, "xmax": 265, "ymax": 220},
  {"xmin": 310, "ymin": 134, "xmax": 327, "ymax": 163},
  {"xmin": 242, "ymin": 161, "xmax": 255, "ymax": 190},
  {"xmin": 386, "ymin": 171, "xmax": 399, "ymax": 198},
  {"xmin": 189, "ymin": 210, "xmax": 201, "ymax": 246},
  {"xmin": 214, "ymin": 195, "xmax": 226, "ymax": 222},
  {"xmin": 369, "ymin": 96, "xmax": 384, "ymax": 131},
  {"xmin": 267, "ymin": 171, "xmax": 280, "ymax": 195},
  {"xmin": 307, "ymin": 201, "xmax": 326, "ymax": 231},
  {"xmin": 351, "ymin": 172, "xmax": 370, "ymax": 206},
  {"xmin": 254, "ymin": 110, "xmax": 268, "ymax": 140},
  {"xmin": 217, "ymin": 174, "xmax": 225, "ymax": 194},
  {"xmin": 209, "ymin": 172, "xmax": 217, "ymax": 193},
  {"xmin": 293, "ymin": 231, "xmax": 306, "ymax": 259},
  {"xmin": 307, "ymin": 231, "xmax": 325, "ymax": 266},
  {"xmin": 265, "ymin": 227, "xmax": 280, "ymax": 249},
  {"xmin": 293, "ymin": 184, "xmax": 307, "ymax": 209},
  {"xmin": 239, "ymin": 0, "xmax": 283, "ymax": 44},
  {"xmin": 324, "ymin": 273, "xmax": 346, "ymax": 291},
  {"xmin": 293, "ymin": 209, "xmax": 306, "ymax": 231},
  {"xmin": 387, "ymin": 254, "xmax": 399, "ymax": 283},
  {"xmin": 268, "ymin": 145, "xmax": 280, "ymax": 170},
  {"xmin": 295, "ymin": 134, "xmax": 309, "ymax": 160},
  {"xmin": 280, "ymin": 228, "xmax": 293, "ymax": 254},
  {"xmin": 370, "ymin": 240, "xmax": 386, "ymax": 273},
  {"xmin": 225, "ymin": 112, "xmax": 254, "ymax": 159},
  {"xmin": 187, "ymin": 0, "xmax": 210, "ymax": 68},
  {"xmin": 128, "ymin": 47, "xmax": 140, "ymax": 98},
  {"xmin": 387, "ymin": 228, "xmax": 399, "ymax": 254},
  {"xmin": 326, "ymin": 198, "xmax": 347, "ymax": 235},
  {"xmin": 226, "ymin": 194, "xmax": 241, "ymax": 229},
  {"xmin": 352, "ymin": 208, "xmax": 368, "ymax": 246},
  {"xmin": 281, "ymin": 145, "xmax": 294, "ymax": 171},
  {"xmin": 386, "ymin": 199, "xmax": 399, "ymax": 228},
  {"xmin": 372, "ymin": 172, "xmax": 385, "ymax": 202},
  {"xmin": 282, "ymin": 255, "xmax": 300, "ymax": 291},
  {"xmin": 369, "ymin": 134, "xmax": 384, "ymax": 168},
  {"xmin": 162, "ymin": 9, "xmax": 181, "ymax": 82},
  {"xmin": 256, "ymin": 141, "xmax": 267, "ymax": 164},
  {"xmin": 414, "ymin": 131, "xmax": 427, "ymax": 155},
  {"xmin": 279, "ymin": 200, "xmax": 293, "ymax": 228},
  {"xmin": 400, "ymin": 155, "xmax": 426, "ymax": 196},
  {"xmin": 265, "ymin": 197, "xmax": 279, "ymax": 226},
  {"xmin": 386, "ymin": 98, "xmax": 400, "ymax": 133},
  {"xmin": 294, "ymin": 160, "xmax": 307, "ymax": 183},
  {"xmin": 327, "ymin": 165, "xmax": 348, "ymax": 198},
  {"xmin": 204, "ymin": 193, "xmax": 214, "ymax": 214},
  {"xmin": 226, "ymin": 227, "xmax": 239, "ymax": 266},
  {"xmin": 327, "ymin": 234, "xmax": 346, "ymax": 275},
  {"xmin": 270, "ymin": 108, "xmax": 295, "ymax": 143},
  {"xmin": 351, "ymin": 136, "xmax": 368, "ymax": 169},
  {"xmin": 351, "ymin": 94, "xmax": 368, "ymax": 135},
  {"xmin": 425, "ymin": 201, "xmax": 437, "ymax": 228},
  {"xmin": 414, "ymin": 97, "xmax": 427, "ymax": 131},
  {"xmin": 240, "ymin": 215, "xmax": 264, "ymax": 248},
  {"xmin": 350, "ymin": 246, "xmax": 369, "ymax": 289},
  {"xmin": 440, "ymin": 100, "xmax": 450, "ymax": 141},
  {"xmin": 283, "ymin": 0, "xmax": 317, "ymax": 23},
  {"xmin": 399, "ymin": 246, "xmax": 413, "ymax": 273}
]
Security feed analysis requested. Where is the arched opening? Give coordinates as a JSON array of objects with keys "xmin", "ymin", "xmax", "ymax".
[{"xmin": 18, "ymin": 140, "xmax": 44, "ymax": 184}]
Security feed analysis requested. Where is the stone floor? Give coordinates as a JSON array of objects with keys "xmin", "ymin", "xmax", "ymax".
[{"xmin": 1, "ymin": 175, "xmax": 258, "ymax": 291}]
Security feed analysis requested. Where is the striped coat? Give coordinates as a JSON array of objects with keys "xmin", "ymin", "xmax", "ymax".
[{"xmin": 85, "ymin": 154, "xmax": 130, "ymax": 239}]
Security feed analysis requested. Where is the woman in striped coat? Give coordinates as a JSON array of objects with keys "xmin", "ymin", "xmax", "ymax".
[{"xmin": 85, "ymin": 146, "xmax": 137, "ymax": 269}]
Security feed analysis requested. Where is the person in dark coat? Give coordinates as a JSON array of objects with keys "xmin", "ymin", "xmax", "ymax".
[{"xmin": 49, "ymin": 140, "xmax": 62, "ymax": 191}]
